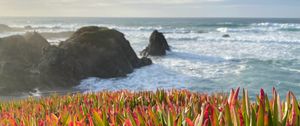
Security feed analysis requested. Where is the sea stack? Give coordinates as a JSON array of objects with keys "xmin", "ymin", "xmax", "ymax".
[{"xmin": 141, "ymin": 30, "xmax": 170, "ymax": 56}]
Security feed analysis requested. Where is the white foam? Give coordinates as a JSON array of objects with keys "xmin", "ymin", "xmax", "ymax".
[
  {"xmin": 281, "ymin": 67, "xmax": 300, "ymax": 73},
  {"xmin": 77, "ymin": 50, "xmax": 246, "ymax": 93},
  {"xmin": 217, "ymin": 27, "xmax": 228, "ymax": 33},
  {"xmin": 28, "ymin": 88, "xmax": 42, "ymax": 97},
  {"xmin": 47, "ymin": 38, "xmax": 67, "ymax": 45},
  {"xmin": 78, "ymin": 64, "xmax": 191, "ymax": 92}
]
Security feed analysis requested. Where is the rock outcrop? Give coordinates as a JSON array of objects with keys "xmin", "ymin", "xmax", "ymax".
[
  {"xmin": 38, "ymin": 26, "xmax": 152, "ymax": 87},
  {"xmin": 0, "ymin": 33, "xmax": 50, "ymax": 95},
  {"xmin": 0, "ymin": 26, "xmax": 152, "ymax": 95},
  {"xmin": 24, "ymin": 32, "xmax": 51, "ymax": 63},
  {"xmin": 141, "ymin": 30, "xmax": 170, "ymax": 56}
]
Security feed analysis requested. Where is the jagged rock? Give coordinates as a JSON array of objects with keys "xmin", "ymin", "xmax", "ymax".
[{"xmin": 141, "ymin": 30, "xmax": 170, "ymax": 56}]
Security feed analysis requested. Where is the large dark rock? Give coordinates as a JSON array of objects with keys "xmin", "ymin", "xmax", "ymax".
[
  {"xmin": 141, "ymin": 30, "xmax": 170, "ymax": 56},
  {"xmin": 24, "ymin": 32, "xmax": 51, "ymax": 63},
  {"xmin": 0, "ymin": 26, "xmax": 152, "ymax": 95},
  {"xmin": 38, "ymin": 26, "xmax": 152, "ymax": 87},
  {"xmin": 0, "ymin": 33, "xmax": 50, "ymax": 95}
]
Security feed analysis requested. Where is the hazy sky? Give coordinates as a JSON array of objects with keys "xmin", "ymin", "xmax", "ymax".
[{"xmin": 0, "ymin": 0, "xmax": 299, "ymax": 18}]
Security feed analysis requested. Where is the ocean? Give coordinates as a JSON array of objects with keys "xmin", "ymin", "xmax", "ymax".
[{"xmin": 1, "ymin": 17, "xmax": 300, "ymax": 98}]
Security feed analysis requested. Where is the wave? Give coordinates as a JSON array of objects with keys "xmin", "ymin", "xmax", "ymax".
[
  {"xmin": 196, "ymin": 35, "xmax": 300, "ymax": 45},
  {"xmin": 244, "ymin": 58, "xmax": 299, "ymax": 65},
  {"xmin": 165, "ymin": 35, "xmax": 199, "ymax": 41},
  {"xmin": 279, "ymin": 27, "xmax": 300, "ymax": 32},
  {"xmin": 77, "ymin": 64, "xmax": 192, "ymax": 92},
  {"xmin": 76, "ymin": 51, "xmax": 246, "ymax": 93},
  {"xmin": 216, "ymin": 27, "xmax": 280, "ymax": 33},
  {"xmin": 40, "ymin": 31, "xmax": 74, "ymax": 39},
  {"xmin": 251, "ymin": 22, "xmax": 300, "ymax": 27},
  {"xmin": 216, "ymin": 27, "xmax": 300, "ymax": 33},
  {"xmin": 0, "ymin": 24, "xmax": 25, "ymax": 32},
  {"xmin": 0, "ymin": 24, "xmax": 75, "ymax": 34},
  {"xmin": 214, "ymin": 22, "xmax": 300, "ymax": 33},
  {"xmin": 105, "ymin": 25, "xmax": 163, "ymax": 32},
  {"xmin": 195, "ymin": 23, "xmax": 248, "ymax": 28},
  {"xmin": 251, "ymin": 22, "xmax": 300, "ymax": 32},
  {"xmin": 280, "ymin": 67, "xmax": 300, "ymax": 73},
  {"xmin": 163, "ymin": 30, "xmax": 300, "ymax": 43},
  {"xmin": 10, "ymin": 24, "xmax": 78, "ymax": 30},
  {"xmin": 23, "ymin": 25, "xmax": 64, "ymax": 30},
  {"xmin": 216, "ymin": 27, "xmax": 228, "ymax": 33}
]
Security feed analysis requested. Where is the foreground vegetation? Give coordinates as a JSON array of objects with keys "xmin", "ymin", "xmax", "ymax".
[{"xmin": 0, "ymin": 88, "xmax": 299, "ymax": 126}]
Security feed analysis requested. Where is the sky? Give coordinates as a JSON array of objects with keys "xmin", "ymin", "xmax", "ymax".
[{"xmin": 0, "ymin": 0, "xmax": 299, "ymax": 18}]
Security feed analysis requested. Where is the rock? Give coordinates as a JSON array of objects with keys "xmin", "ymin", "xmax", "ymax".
[
  {"xmin": 38, "ymin": 26, "xmax": 152, "ymax": 87},
  {"xmin": 0, "ymin": 24, "xmax": 12, "ymax": 32},
  {"xmin": 0, "ymin": 33, "xmax": 50, "ymax": 95},
  {"xmin": 24, "ymin": 32, "xmax": 50, "ymax": 51},
  {"xmin": 222, "ymin": 34, "xmax": 230, "ymax": 38},
  {"xmin": 141, "ymin": 30, "xmax": 170, "ymax": 56},
  {"xmin": 0, "ymin": 32, "xmax": 49, "ymax": 66},
  {"xmin": 24, "ymin": 32, "xmax": 51, "ymax": 63},
  {"xmin": 24, "ymin": 25, "xmax": 33, "ymax": 29},
  {"xmin": 0, "ymin": 26, "xmax": 152, "ymax": 95},
  {"xmin": 139, "ymin": 57, "xmax": 153, "ymax": 66}
]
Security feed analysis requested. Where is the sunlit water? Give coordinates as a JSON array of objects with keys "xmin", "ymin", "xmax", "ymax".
[{"xmin": 1, "ymin": 17, "xmax": 300, "ymax": 98}]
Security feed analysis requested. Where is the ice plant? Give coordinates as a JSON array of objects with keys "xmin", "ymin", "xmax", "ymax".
[{"xmin": 0, "ymin": 88, "xmax": 299, "ymax": 126}]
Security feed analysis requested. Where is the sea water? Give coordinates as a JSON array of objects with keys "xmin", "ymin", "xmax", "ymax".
[{"xmin": 1, "ymin": 17, "xmax": 300, "ymax": 98}]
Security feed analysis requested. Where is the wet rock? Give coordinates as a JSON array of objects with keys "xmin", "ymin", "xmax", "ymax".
[
  {"xmin": 0, "ymin": 26, "xmax": 153, "ymax": 95},
  {"xmin": 141, "ymin": 30, "xmax": 170, "ymax": 56},
  {"xmin": 222, "ymin": 34, "xmax": 230, "ymax": 38},
  {"xmin": 39, "ymin": 26, "xmax": 152, "ymax": 87},
  {"xmin": 0, "ymin": 33, "xmax": 50, "ymax": 95}
]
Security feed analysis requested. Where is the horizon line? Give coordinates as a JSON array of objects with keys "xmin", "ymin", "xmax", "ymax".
[{"xmin": 1, "ymin": 16, "xmax": 300, "ymax": 19}]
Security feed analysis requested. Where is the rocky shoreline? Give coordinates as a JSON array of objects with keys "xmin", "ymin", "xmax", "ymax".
[{"xmin": 0, "ymin": 26, "xmax": 170, "ymax": 95}]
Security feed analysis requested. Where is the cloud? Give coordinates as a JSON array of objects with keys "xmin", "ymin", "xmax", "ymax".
[
  {"xmin": 116, "ymin": 0, "xmax": 223, "ymax": 4},
  {"xmin": 0, "ymin": 0, "xmax": 299, "ymax": 17},
  {"xmin": 23, "ymin": 0, "xmax": 224, "ymax": 9}
]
